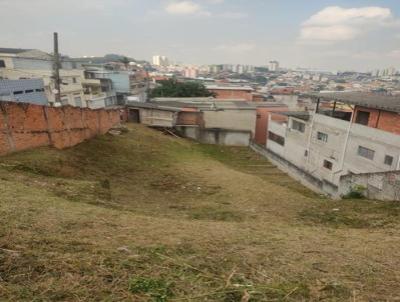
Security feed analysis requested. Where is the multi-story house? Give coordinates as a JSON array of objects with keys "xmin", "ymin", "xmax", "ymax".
[
  {"xmin": 0, "ymin": 78, "xmax": 47, "ymax": 105},
  {"xmin": 264, "ymin": 92, "xmax": 400, "ymax": 198},
  {"xmin": 0, "ymin": 48, "xmax": 85, "ymax": 107},
  {"xmin": 82, "ymin": 69, "xmax": 117, "ymax": 109},
  {"xmin": 83, "ymin": 66, "xmax": 147, "ymax": 104}
]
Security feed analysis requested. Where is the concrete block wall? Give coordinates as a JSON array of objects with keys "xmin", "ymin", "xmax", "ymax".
[
  {"xmin": 339, "ymin": 171, "xmax": 400, "ymax": 201},
  {"xmin": 0, "ymin": 101, "xmax": 121, "ymax": 155}
]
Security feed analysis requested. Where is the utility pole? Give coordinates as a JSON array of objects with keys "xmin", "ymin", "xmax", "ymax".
[{"xmin": 53, "ymin": 32, "xmax": 61, "ymax": 104}]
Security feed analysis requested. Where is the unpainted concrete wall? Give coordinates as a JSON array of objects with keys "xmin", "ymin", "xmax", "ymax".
[
  {"xmin": 139, "ymin": 108, "xmax": 176, "ymax": 128},
  {"xmin": 203, "ymin": 109, "xmax": 256, "ymax": 136},
  {"xmin": 339, "ymin": 171, "xmax": 400, "ymax": 201},
  {"xmin": 177, "ymin": 126, "xmax": 251, "ymax": 146}
]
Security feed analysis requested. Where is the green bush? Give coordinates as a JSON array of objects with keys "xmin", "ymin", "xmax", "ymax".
[{"xmin": 343, "ymin": 185, "xmax": 366, "ymax": 199}]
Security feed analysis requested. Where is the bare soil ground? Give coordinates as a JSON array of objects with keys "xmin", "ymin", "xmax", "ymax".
[{"xmin": 1, "ymin": 124, "xmax": 400, "ymax": 301}]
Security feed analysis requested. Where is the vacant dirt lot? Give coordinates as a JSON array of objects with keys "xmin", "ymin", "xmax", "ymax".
[{"xmin": 1, "ymin": 124, "xmax": 400, "ymax": 301}]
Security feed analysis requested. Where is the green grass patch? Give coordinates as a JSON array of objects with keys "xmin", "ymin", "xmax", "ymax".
[
  {"xmin": 128, "ymin": 277, "xmax": 173, "ymax": 302},
  {"xmin": 299, "ymin": 199, "xmax": 400, "ymax": 228}
]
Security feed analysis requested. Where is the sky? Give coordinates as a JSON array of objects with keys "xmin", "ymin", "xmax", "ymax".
[{"xmin": 1, "ymin": 0, "xmax": 400, "ymax": 71}]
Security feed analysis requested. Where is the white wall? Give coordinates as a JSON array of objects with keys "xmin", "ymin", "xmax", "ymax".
[{"xmin": 267, "ymin": 112, "xmax": 400, "ymax": 187}]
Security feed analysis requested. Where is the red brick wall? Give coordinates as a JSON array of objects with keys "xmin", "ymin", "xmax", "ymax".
[
  {"xmin": 0, "ymin": 101, "xmax": 121, "ymax": 155},
  {"xmin": 209, "ymin": 89, "xmax": 252, "ymax": 101},
  {"xmin": 353, "ymin": 106, "xmax": 400, "ymax": 135}
]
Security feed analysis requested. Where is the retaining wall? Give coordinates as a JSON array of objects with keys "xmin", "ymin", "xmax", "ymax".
[{"xmin": 0, "ymin": 101, "xmax": 121, "ymax": 155}]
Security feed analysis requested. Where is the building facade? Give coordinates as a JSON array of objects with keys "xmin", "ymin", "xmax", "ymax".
[
  {"xmin": 206, "ymin": 85, "xmax": 254, "ymax": 101},
  {"xmin": 0, "ymin": 48, "xmax": 86, "ymax": 107},
  {"xmin": 265, "ymin": 93, "xmax": 400, "ymax": 197},
  {"xmin": 0, "ymin": 79, "xmax": 47, "ymax": 105}
]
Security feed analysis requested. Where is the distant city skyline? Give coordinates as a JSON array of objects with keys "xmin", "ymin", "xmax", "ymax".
[{"xmin": 1, "ymin": 0, "xmax": 400, "ymax": 71}]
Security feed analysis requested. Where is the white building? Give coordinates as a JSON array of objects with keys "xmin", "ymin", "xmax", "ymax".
[
  {"xmin": 269, "ymin": 60, "xmax": 279, "ymax": 72},
  {"xmin": 183, "ymin": 68, "xmax": 198, "ymax": 79},
  {"xmin": 264, "ymin": 92, "xmax": 400, "ymax": 198},
  {"xmin": 152, "ymin": 55, "xmax": 169, "ymax": 67}
]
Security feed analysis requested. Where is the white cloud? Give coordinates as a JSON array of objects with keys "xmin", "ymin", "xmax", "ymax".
[
  {"xmin": 164, "ymin": 0, "xmax": 245, "ymax": 18},
  {"xmin": 215, "ymin": 43, "xmax": 256, "ymax": 53},
  {"xmin": 304, "ymin": 6, "xmax": 392, "ymax": 26},
  {"xmin": 300, "ymin": 6, "xmax": 397, "ymax": 42},
  {"xmin": 165, "ymin": 1, "xmax": 203, "ymax": 15},
  {"xmin": 217, "ymin": 12, "xmax": 247, "ymax": 19}
]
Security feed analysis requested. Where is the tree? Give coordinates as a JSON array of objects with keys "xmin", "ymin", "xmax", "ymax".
[
  {"xmin": 150, "ymin": 79, "xmax": 215, "ymax": 98},
  {"xmin": 120, "ymin": 56, "xmax": 130, "ymax": 69}
]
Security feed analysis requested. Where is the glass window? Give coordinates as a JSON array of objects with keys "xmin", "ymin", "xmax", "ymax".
[
  {"xmin": 0, "ymin": 60, "xmax": 5, "ymax": 68},
  {"xmin": 358, "ymin": 146, "xmax": 375, "ymax": 160},
  {"xmin": 384, "ymin": 155, "xmax": 394, "ymax": 166},
  {"xmin": 13, "ymin": 91, "xmax": 24, "ymax": 95},
  {"xmin": 74, "ymin": 96, "xmax": 82, "ymax": 107},
  {"xmin": 268, "ymin": 131, "xmax": 285, "ymax": 146},
  {"xmin": 317, "ymin": 131, "xmax": 328, "ymax": 142},
  {"xmin": 323, "ymin": 160, "xmax": 333, "ymax": 170},
  {"xmin": 292, "ymin": 120, "xmax": 305, "ymax": 133}
]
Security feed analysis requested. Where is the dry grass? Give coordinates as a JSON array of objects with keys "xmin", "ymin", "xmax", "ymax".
[{"xmin": 1, "ymin": 124, "xmax": 400, "ymax": 301}]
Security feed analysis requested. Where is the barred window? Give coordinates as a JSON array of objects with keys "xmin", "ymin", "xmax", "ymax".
[
  {"xmin": 358, "ymin": 146, "xmax": 375, "ymax": 160},
  {"xmin": 317, "ymin": 131, "xmax": 328, "ymax": 142},
  {"xmin": 292, "ymin": 120, "xmax": 305, "ymax": 133}
]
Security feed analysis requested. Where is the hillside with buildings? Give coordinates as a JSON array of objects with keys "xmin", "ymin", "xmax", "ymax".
[{"xmin": 1, "ymin": 124, "xmax": 400, "ymax": 301}]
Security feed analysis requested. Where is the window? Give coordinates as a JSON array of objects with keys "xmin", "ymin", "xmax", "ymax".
[
  {"xmin": 74, "ymin": 96, "xmax": 82, "ymax": 107},
  {"xmin": 384, "ymin": 155, "xmax": 394, "ymax": 166},
  {"xmin": 323, "ymin": 160, "xmax": 333, "ymax": 170},
  {"xmin": 35, "ymin": 88, "xmax": 44, "ymax": 92},
  {"xmin": 317, "ymin": 131, "xmax": 328, "ymax": 142},
  {"xmin": 268, "ymin": 131, "xmax": 285, "ymax": 146},
  {"xmin": 13, "ymin": 91, "xmax": 23, "ymax": 95},
  {"xmin": 358, "ymin": 146, "xmax": 375, "ymax": 160},
  {"xmin": 355, "ymin": 111, "xmax": 370, "ymax": 126},
  {"xmin": 72, "ymin": 77, "xmax": 77, "ymax": 84},
  {"xmin": 0, "ymin": 60, "xmax": 5, "ymax": 68},
  {"xmin": 25, "ymin": 89, "xmax": 34, "ymax": 93},
  {"xmin": 292, "ymin": 120, "xmax": 305, "ymax": 133},
  {"xmin": 61, "ymin": 98, "xmax": 69, "ymax": 106}
]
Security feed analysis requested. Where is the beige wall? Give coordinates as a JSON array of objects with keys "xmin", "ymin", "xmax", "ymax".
[
  {"xmin": 139, "ymin": 108, "xmax": 177, "ymax": 128},
  {"xmin": 202, "ymin": 109, "xmax": 256, "ymax": 135}
]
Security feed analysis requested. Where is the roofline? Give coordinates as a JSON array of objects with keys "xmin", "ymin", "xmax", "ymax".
[{"xmin": 301, "ymin": 93, "xmax": 400, "ymax": 113}]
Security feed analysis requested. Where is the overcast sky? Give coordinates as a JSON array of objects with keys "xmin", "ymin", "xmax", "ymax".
[{"xmin": 1, "ymin": 0, "xmax": 400, "ymax": 71}]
